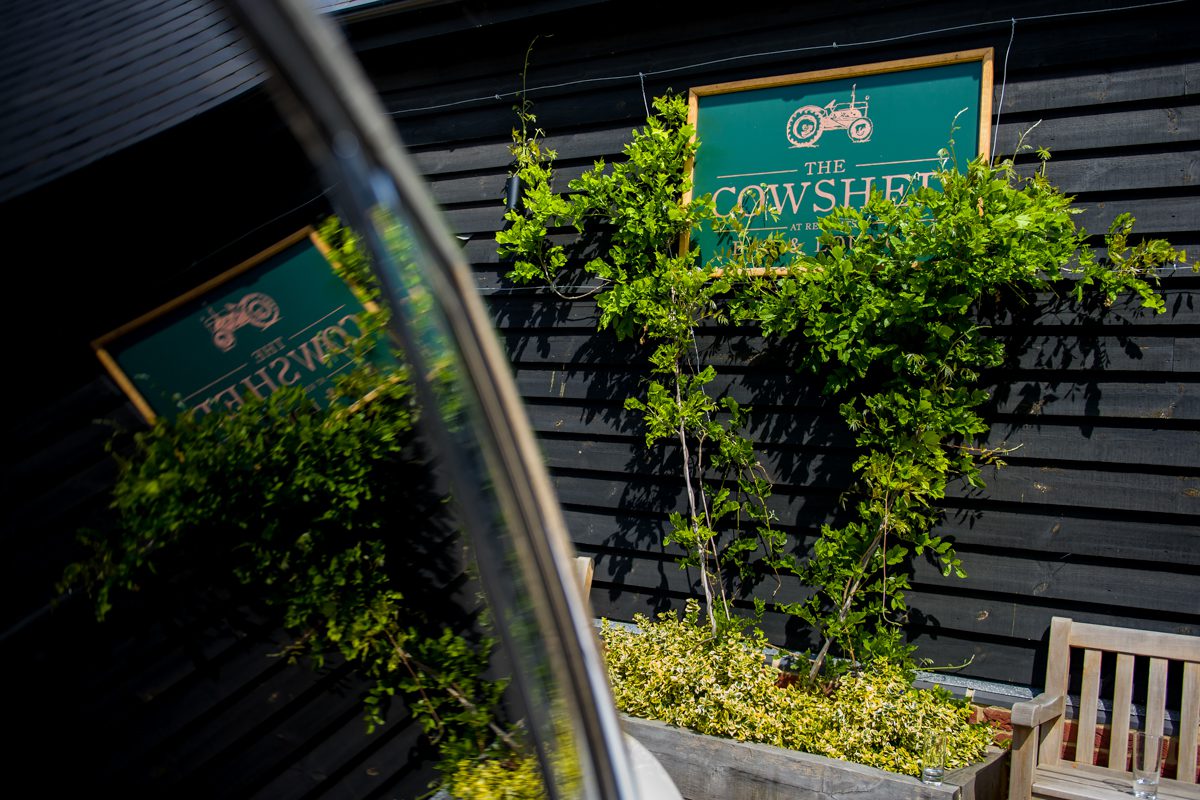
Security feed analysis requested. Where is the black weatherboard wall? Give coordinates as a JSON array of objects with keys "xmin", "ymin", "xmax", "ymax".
[
  {"xmin": 351, "ymin": 0, "xmax": 1200, "ymax": 682},
  {"xmin": 0, "ymin": 0, "xmax": 1197, "ymax": 796}
]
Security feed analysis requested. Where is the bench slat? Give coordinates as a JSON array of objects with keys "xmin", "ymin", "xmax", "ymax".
[
  {"xmin": 1034, "ymin": 762, "xmax": 1138, "ymax": 800},
  {"xmin": 1109, "ymin": 652, "xmax": 1135, "ymax": 771},
  {"xmin": 1149, "ymin": 657, "xmax": 1170, "ymax": 738},
  {"xmin": 1180, "ymin": 662, "xmax": 1199, "ymax": 783},
  {"xmin": 575, "ymin": 555, "xmax": 594, "ymax": 596},
  {"xmin": 1034, "ymin": 762, "xmax": 1200, "ymax": 800},
  {"xmin": 1067, "ymin": 622, "xmax": 1200, "ymax": 663},
  {"xmin": 1041, "ymin": 617, "xmax": 1074, "ymax": 766},
  {"xmin": 1078, "ymin": 648, "xmax": 1103, "ymax": 765}
]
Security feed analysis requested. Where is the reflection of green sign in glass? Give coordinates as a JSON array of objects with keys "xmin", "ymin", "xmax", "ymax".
[
  {"xmin": 688, "ymin": 51, "xmax": 993, "ymax": 262},
  {"xmin": 95, "ymin": 229, "xmax": 377, "ymax": 422}
]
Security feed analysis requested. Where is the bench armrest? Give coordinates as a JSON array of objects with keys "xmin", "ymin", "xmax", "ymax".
[
  {"xmin": 1010, "ymin": 693, "xmax": 1066, "ymax": 800},
  {"xmin": 1011, "ymin": 692, "xmax": 1064, "ymax": 729}
]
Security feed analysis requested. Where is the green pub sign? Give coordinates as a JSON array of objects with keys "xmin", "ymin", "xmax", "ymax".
[
  {"xmin": 687, "ymin": 50, "xmax": 993, "ymax": 261},
  {"xmin": 95, "ymin": 228, "xmax": 377, "ymax": 422}
]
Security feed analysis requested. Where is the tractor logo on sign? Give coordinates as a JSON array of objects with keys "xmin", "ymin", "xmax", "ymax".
[
  {"xmin": 201, "ymin": 292, "xmax": 282, "ymax": 352},
  {"xmin": 786, "ymin": 84, "xmax": 874, "ymax": 148}
]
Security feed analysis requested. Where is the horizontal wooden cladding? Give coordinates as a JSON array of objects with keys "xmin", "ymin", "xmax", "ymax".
[
  {"xmin": 978, "ymin": 422, "xmax": 1200, "ymax": 468},
  {"xmin": 378, "ymin": 0, "xmax": 1196, "ymax": 139},
  {"xmin": 902, "ymin": 589, "xmax": 1199, "ymax": 644},
  {"xmin": 539, "ymin": 434, "xmax": 1200, "ymax": 516},
  {"xmin": 979, "ymin": 287, "xmax": 1200, "ymax": 329},
  {"xmin": 555, "ymin": 480, "xmax": 1200, "ymax": 575},
  {"xmin": 938, "ymin": 507, "xmax": 1200, "ymax": 566},
  {"xmin": 3, "ymin": 374, "xmax": 133, "ymax": 548},
  {"xmin": 551, "ymin": 471, "xmax": 844, "ymax": 524},
  {"xmin": 7, "ymin": 373, "xmax": 130, "ymax": 453},
  {"xmin": 527, "ymin": 399, "xmax": 1200, "ymax": 468},
  {"xmin": 1031, "ymin": 150, "xmax": 1200, "ymax": 196},
  {"xmin": 342, "ymin": 0, "xmax": 612, "ymax": 54},
  {"xmin": 501, "ymin": 329, "xmax": 1200, "ymax": 373},
  {"xmin": 390, "ymin": 83, "xmax": 646, "ymax": 151},
  {"xmin": 562, "ymin": 505, "xmax": 1200, "ymax": 568},
  {"xmin": 13, "ymin": 597, "xmax": 432, "ymax": 796},
  {"xmin": 411, "ymin": 124, "xmax": 633, "ymax": 178},
  {"xmin": 587, "ymin": 566, "xmax": 1200, "ymax": 651},
  {"xmin": 35, "ymin": 42, "xmax": 256, "ymax": 148},
  {"xmin": 997, "ymin": 62, "xmax": 1199, "ymax": 116},
  {"xmin": 513, "ymin": 365, "xmax": 833, "ymax": 409},
  {"xmin": 244, "ymin": 701, "xmax": 428, "ymax": 800},
  {"xmin": 422, "ymin": 128, "xmax": 1187, "ymax": 212},
  {"xmin": 429, "ymin": 148, "xmax": 1200, "ymax": 209},
  {"xmin": 441, "ymin": 204, "xmax": 509, "ymax": 236},
  {"xmin": 368, "ymin": 0, "xmax": 942, "ymax": 98},
  {"xmin": 1073, "ymin": 196, "xmax": 1200, "ymax": 235},
  {"xmin": 580, "ymin": 541, "xmax": 1197, "ymax": 638},
  {"xmin": 6, "ymin": 404, "xmax": 142, "ymax": 506},
  {"xmin": 165, "ymin": 662, "xmax": 378, "ymax": 796},
  {"xmin": 993, "ymin": 104, "xmax": 1200, "ymax": 157},
  {"xmin": 528, "ymin": 404, "xmax": 845, "ymax": 445},
  {"xmin": 909, "ymin": 550, "xmax": 1199, "ymax": 616},
  {"xmin": 972, "ymin": 462, "xmax": 1200, "ymax": 516},
  {"xmin": 427, "ymin": 161, "xmax": 598, "ymax": 207},
  {"xmin": 554, "ymin": 476, "xmax": 1200, "ymax": 573}
]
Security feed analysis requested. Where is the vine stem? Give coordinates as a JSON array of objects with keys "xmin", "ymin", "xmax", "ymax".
[
  {"xmin": 808, "ymin": 530, "xmax": 884, "ymax": 681},
  {"xmin": 694, "ymin": 427, "xmax": 731, "ymax": 622},
  {"xmin": 676, "ymin": 369, "xmax": 718, "ymax": 635},
  {"xmin": 384, "ymin": 629, "xmax": 445, "ymax": 736},
  {"xmin": 385, "ymin": 629, "xmax": 524, "ymax": 754}
]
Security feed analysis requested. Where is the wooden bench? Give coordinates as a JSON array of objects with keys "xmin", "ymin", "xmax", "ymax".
[{"xmin": 1009, "ymin": 617, "xmax": 1200, "ymax": 800}]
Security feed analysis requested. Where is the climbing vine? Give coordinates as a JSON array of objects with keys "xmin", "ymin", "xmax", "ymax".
[
  {"xmin": 746, "ymin": 144, "xmax": 1187, "ymax": 675},
  {"xmin": 499, "ymin": 94, "xmax": 1190, "ymax": 674},
  {"xmin": 499, "ymin": 95, "xmax": 796, "ymax": 634}
]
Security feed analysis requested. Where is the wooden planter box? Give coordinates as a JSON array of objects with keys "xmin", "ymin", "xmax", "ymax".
[{"xmin": 623, "ymin": 715, "xmax": 1010, "ymax": 800}]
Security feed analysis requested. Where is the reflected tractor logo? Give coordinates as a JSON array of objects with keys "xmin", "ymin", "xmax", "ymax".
[
  {"xmin": 201, "ymin": 292, "xmax": 281, "ymax": 352},
  {"xmin": 786, "ymin": 84, "xmax": 874, "ymax": 148}
]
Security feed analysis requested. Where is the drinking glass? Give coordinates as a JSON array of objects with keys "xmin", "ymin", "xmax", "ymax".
[
  {"xmin": 921, "ymin": 730, "xmax": 947, "ymax": 786},
  {"xmin": 1132, "ymin": 731, "xmax": 1163, "ymax": 800}
]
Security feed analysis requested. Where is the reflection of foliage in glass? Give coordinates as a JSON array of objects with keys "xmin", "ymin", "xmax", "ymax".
[
  {"xmin": 445, "ymin": 750, "xmax": 544, "ymax": 799},
  {"xmin": 363, "ymin": 201, "xmax": 578, "ymax": 797},
  {"xmin": 62, "ymin": 219, "xmax": 541, "ymax": 794},
  {"xmin": 365, "ymin": 204, "xmax": 471, "ymax": 432}
]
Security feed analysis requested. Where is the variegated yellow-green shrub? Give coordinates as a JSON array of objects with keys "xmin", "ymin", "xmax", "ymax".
[
  {"xmin": 602, "ymin": 600, "xmax": 994, "ymax": 777},
  {"xmin": 443, "ymin": 752, "xmax": 543, "ymax": 800}
]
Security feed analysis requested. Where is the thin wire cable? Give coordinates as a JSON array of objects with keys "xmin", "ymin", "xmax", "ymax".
[
  {"xmin": 638, "ymin": 72, "xmax": 650, "ymax": 117},
  {"xmin": 387, "ymin": 0, "xmax": 1188, "ymax": 116},
  {"xmin": 991, "ymin": 18, "xmax": 1017, "ymax": 162},
  {"xmin": 480, "ymin": 284, "xmax": 608, "ymax": 296}
]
